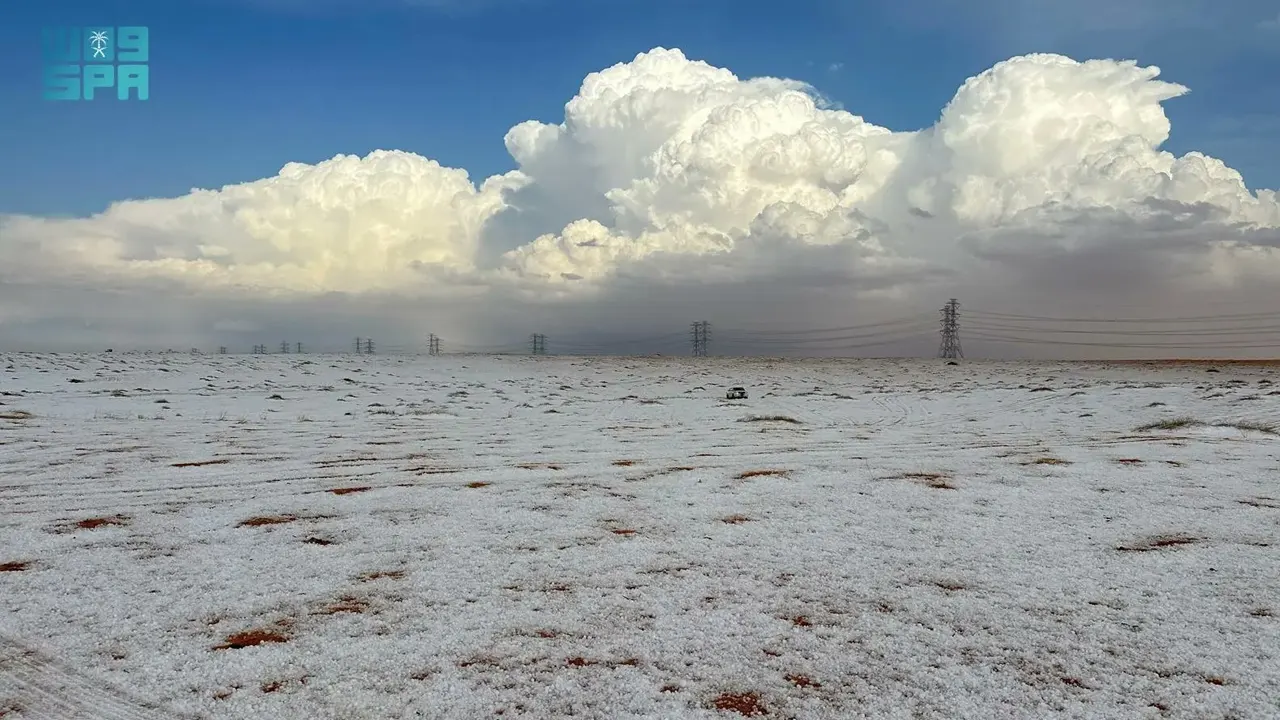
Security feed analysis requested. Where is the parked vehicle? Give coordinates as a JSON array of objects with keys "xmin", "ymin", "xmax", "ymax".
[{"xmin": 725, "ymin": 386, "xmax": 747, "ymax": 399}]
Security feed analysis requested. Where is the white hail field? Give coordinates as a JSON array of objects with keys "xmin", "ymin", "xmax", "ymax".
[{"xmin": 0, "ymin": 353, "xmax": 1278, "ymax": 719}]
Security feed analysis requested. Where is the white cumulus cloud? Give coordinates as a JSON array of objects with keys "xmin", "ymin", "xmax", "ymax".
[{"xmin": 2, "ymin": 47, "xmax": 1278, "ymax": 354}]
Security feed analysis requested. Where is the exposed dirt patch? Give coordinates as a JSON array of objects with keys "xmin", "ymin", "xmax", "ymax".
[
  {"xmin": 1238, "ymin": 497, "xmax": 1280, "ymax": 509},
  {"xmin": 895, "ymin": 472, "xmax": 957, "ymax": 489},
  {"xmin": 1117, "ymin": 533, "xmax": 1201, "ymax": 552},
  {"xmin": 171, "ymin": 458, "xmax": 231, "ymax": 468},
  {"xmin": 789, "ymin": 615, "xmax": 812, "ymax": 627},
  {"xmin": 314, "ymin": 596, "xmax": 369, "ymax": 615},
  {"xmin": 213, "ymin": 629, "xmax": 290, "ymax": 650},
  {"xmin": 0, "ymin": 410, "xmax": 34, "ymax": 420},
  {"xmin": 68, "ymin": 515, "xmax": 130, "ymax": 531},
  {"xmin": 721, "ymin": 514, "xmax": 752, "ymax": 524},
  {"xmin": 611, "ymin": 459, "xmax": 638, "ymax": 466},
  {"xmin": 466, "ymin": 481, "xmax": 492, "ymax": 488},
  {"xmin": 1023, "ymin": 457, "xmax": 1071, "ymax": 466},
  {"xmin": 611, "ymin": 529, "xmax": 637, "ymax": 535},
  {"xmin": 736, "ymin": 469, "xmax": 789, "ymax": 479},
  {"xmin": 712, "ymin": 691, "xmax": 768, "ymax": 716},
  {"xmin": 739, "ymin": 415, "xmax": 801, "ymax": 424},
  {"xmin": 303, "ymin": 537, "xmax": 334, "ymax": 546},
  {"xmin": 785, "ymin": 674, "xmax": 820, "ymax": 688},
  {"xmin": 1134, "ymin": 417, "xmax": 1200, "ymax": 432},
  {"xmin": 329, "ymin": 486, "xmax": 372, "ymax": 495},
  {"xmin": 359, "ymin": 570, "xmax": 406, "ymax": 582},
  {"xmin": 516, "ymin": 462, "xmax": 564, "ymax": 470},
  {"xmin": 1114, "ymin": 458, "xmax": 1144, "ymax": 465},
  {"xmin": 935, "ymin": 581, "xmax": 967, "ymax": 592},
  {"xmin": 238, "ymin": 515, "xmax": 298, "ymax": 527},
  {"xmin": 0, "ymin": 561, "xmax": 30, "ymax": 572}
]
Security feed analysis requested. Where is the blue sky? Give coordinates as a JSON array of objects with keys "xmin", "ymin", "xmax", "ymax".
[{"xmin": 2, "ymin": 0, "xmax": 1277, "ymax": 218}]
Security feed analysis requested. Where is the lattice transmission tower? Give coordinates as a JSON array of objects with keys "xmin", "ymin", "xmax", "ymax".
[
  {"xmin": 428, "ymin": 334, "xmax": 441, "ymax": 356},
  {"xmin": 690, "ymin": 321, "xmax": 710, "ymax": 356},
  {"xmin": 938, "ymin": 298, "xmax": 963, "ymax": 359},
  {"xmin": 529, "ymin": 334, "xmax": 546, "ymax": 355}
]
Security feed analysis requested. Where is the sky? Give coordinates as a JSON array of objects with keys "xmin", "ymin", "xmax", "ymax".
[{"xmin": 1, "ymin": 0, "xmax": 1279, "ymax": 358}]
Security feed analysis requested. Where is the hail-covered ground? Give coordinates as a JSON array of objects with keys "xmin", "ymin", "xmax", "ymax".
[{"xmin": 1, "ymin": 353, "xmax": 1277, "ymax": 719}]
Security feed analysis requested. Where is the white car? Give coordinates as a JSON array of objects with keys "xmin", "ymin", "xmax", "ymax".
[{"xmin": 725, "ymin": 386, "xmax": 747, "ymax": 399}]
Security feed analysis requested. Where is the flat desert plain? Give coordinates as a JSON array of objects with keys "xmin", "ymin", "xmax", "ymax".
[{"xmin": 1, "ymin": 354, "xmax": 1278, "ymax": 719}]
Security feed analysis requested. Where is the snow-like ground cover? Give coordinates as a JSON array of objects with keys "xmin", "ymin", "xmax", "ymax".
[{"xmin": 1, "ymin": 354, "xmax": 1278, "ymax": 719}]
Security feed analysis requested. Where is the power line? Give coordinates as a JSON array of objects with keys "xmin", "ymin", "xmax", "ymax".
[
  {"xmin": 964, "ymin": 321, "xmax": 1280, "ymax": 337},
  {"xmin": 965, "ymin": 332, "xmax": 1280, "ymax": 349},
  {"xmin": 966, "ymin": 309, "xmax": 1279, "ymax": 324},
  {"xmin": 716, "ymin": 316, "xmax": 929, "ymax": 336}
]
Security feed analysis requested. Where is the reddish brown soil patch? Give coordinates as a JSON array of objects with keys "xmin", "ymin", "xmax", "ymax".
[
  {"xmin": 935, "ymin": 581, "xmax": 967, "ymax": 592},
  {"xmin": 712, "ymin": 692, "xmax": 767, "ymax": 716},
  {"xmin": 786, "ymin": 674, "xmax": 820, "ymax": 688},
  {"xmin": 762, "ymin": 649, "xmax": 782, "ymax": 657},
  {"xmin": 1061, "ymin": 676, "xmax": 1087, "ymax": 688},
  {"xmin": 1117, "ymin": 534, "xmax": 1201, "ymax": 552},
  {"xmin": 721, "ymin": 514, "xmax": 751, "ymax": 524},
  {"xmin": 1115, "ymin": 458, "xmax": 1144, "ymax": 465},
  {"xmin": 612, "ymin": 529, "xmax": 637, "ymax": 535},
  {"xmin": 172, "ymin": 458, "xmax": 231, "ymax": 468},
  {"xmin": 466, "ymin": 481, "xmax": 492, "ymax": 488},
  {"xmin": 661, "ymin": 684, "xmax": 681, "ymax": 693},
  {"xmin": 1204, "ymin": 675, "xmax": 1228, "ymax": 686},
  {"xmin": 303, "ymin": 537, "xmax": 334, "ymax": 546},
  {"xmin": 566, "ymin": 657, "xmax": 597, "ymax": 667},
  {"xmin": 0, "ymin": 562, "xmax": 29, "ymax": 572},
  {"xmin": 73, "ymin": 515, "xmax": 130, "ymax": 530},
  {"xmin": 612, "ymin": 460, "xmax": 638, "ymax": 466},
  {"xmin": 261, "ymin": 680, "xmax": 283, "ymax": 693},
  {"xmin": 736, "ymin": 469, "xmax": 788, "ymax": 479},
  {"xmin": 790, "ymin": 615, "xmax": 812, "ymax": 627},
  {"xmin": 329, "ymin": 486, "xmax": 372, "ymax": 495},
  {"xmin": 238, "ymin": 515, "xmax": 298, "ymax": 527},
  {"xmin": 359, "ymin": 570, "xmax": 406, "ymax": 582},
  {"xmin": 213, "ymin": 629, "xmax": 289, "ymax": 650}
]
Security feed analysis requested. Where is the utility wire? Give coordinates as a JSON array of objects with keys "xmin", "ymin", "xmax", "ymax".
[
  {"xmin": 964, "ymin": 322, "xmax": 1280, "ymax": 337},
  {"xmin": 715, "ymin": 315, "xmax": 931, "ymax": 336},
  {"xmin": 966, "ymin": 331, "xmax": 1280, "ymax": 350},
  {"xmin": 966, "ymin": 309, "xmax": 1279, "ymax": 324}
]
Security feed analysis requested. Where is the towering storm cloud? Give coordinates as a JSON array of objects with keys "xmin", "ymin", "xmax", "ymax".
[{"xmin": 2, "ymin": 49, "xmax": 1277, "ymax": 353}]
